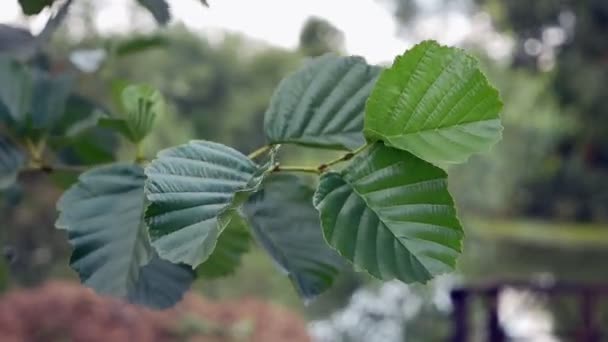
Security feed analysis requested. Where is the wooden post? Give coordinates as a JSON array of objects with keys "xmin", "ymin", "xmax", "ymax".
[
  {"xmin": 486, "ymin": 286, "xmax": 505, "ymax": 342},
  {"xmin": 450, "ymin": 289, "xmax": 469, "ymax": 342}
]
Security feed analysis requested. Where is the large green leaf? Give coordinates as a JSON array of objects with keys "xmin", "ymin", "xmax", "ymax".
[
  {"xmin": 0, "ymin": 135, "xmax": 25, "ymax": 190},
  {"xmin": 364, "ymin": 40, "xmax": 503, "ymax": 164},
  {"xmin": 313, "ymin": 143, "xmax": 463, "ymax": 283},
  {"xmin": 0, "ymin": 57, "xmax": 31, "ymax": 126},
  {"xmin": 244, "ymin": 174, "xmax": 343, "ymax": 300},
  {"xmin": 145, "ymin": 140, "xmax": 273, "ymax": 267},
  {"xmin": 264, "ymin": 54, "xmax": 381, "ymax": 150},
  {"xmin": 56, "ymin": 163, "xmax": 192, "ymax": 307},
  {"xmin": 196, "ymin": 213, "xmax": 251, "ymax": 278},
  {"xmin": 120, "ymin": 84, "xmax": 164, "ymax": 143}
]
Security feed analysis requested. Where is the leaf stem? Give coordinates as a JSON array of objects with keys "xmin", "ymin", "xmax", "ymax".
[
  {"xmin": 271, "ymin": 164, "xmax": 320, "ymax": 174},
  {"xmin": 24, "ymin": 163, "xmax": 91, "ymax": 174},
  {"xmin": 317, "ymin": 142, "xmax": 371, "ymax": 172},
  {"xmin": 247, "ymin": 145, "xmax": 272, "ymax": 160}
]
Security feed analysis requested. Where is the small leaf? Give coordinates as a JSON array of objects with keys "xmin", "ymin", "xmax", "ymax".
[
  {"xmin": 56, "ymin": 163, "xmax": 192, "ymax": 307},
  {"xmin": 137, "ymin": 0, "xmax": 171, "ymax": 25},
  {"xmin": 144, "ymin": 140, "xmax": 273, "ymax": 267},
  {"xmin": 244, "ymin": 174, "xmax": 343, "ymax": 300},
  {"xmin": 30, "ymin": 70, "xmax": 73, "ymax": 130},
  {"xmin": 0, "ymin": 135, "xmax": 25, "ymax": 190},
  {"xmin": 197, "ymin": 213, "xmax": 251, "ymax": 278},
  {"xmin": 264, "ymin": 54, "xmax": 381, "ymax": 150},
  {"xmin": 364, "ymin": 40, "xmax": 503, "ymax": 164},
  {"xmin": 313, "ymin": 143, "xmax": 463, "ymax": 283},
  {"xmin": 120, "ymin": 84, "xmax": 164, "ymax": 142},
  {"xmin": 0, "ymin": 56, "xmax": 31, "ymax": 127}
]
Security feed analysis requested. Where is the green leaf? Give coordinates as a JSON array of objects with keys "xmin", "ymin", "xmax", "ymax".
[
  {"xmin": 196, "ymin": 214, "xmax": 251, "ymax": 278},
  {"xmin": 127, "ymin": 254, "xmax": 194, "ymax": 309},
  {"xmin": 56, "ymin": 163, "xmax": 192, "ymax": 307},
  {"xmin": 313, "ymin": 143, "xmax": 463, "ymax": 283},
  {"xmin": 0, "ymin": 135, "xmax": 25, "ymax": 190},
  {"xmin": 98, "ymin": 118, "xmax": 136, "ymax": 142},
  {"xmin": 137, "ymin": 0, "xmax": 171, "ymax": 25},
  {"xmin": 18, "ymin": 0, "xmax": 56, "ymax": 15},
  {"xmin": 120, "ymin": 84, "xmax": 164, "ymax": 143},
  {"xmin": 364, "ymin": 40, "xmax": 503, "ymax": 164},
  {"xmin": 144, "ymin": 140, "xmax": 274, "ymax": 267},
  {"xmin": 52, "ymin": 95, "xmax": 105, "ymax": 137},
  {"xmin": 30, "ymin": 70, "xmax": 73, "ymax": 130},
  {"xmin": 0, "ymin": 57, "xmax": 31, "ymax": 127},
  {"xmin": 244, "ymin": 174, "xmax": 343, "ymax": 300},
  {"xmin": 264, "ymin": 54, "xmax": 381, "ymax": 150},
  {"xmin": 114, "ymin": 35, "xmax": 169, "ymax": 57}
]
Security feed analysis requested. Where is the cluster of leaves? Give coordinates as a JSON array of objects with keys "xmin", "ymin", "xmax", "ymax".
[{"xmin": 1, "ymin": 40, "xmax": 502, "ymax": 309}]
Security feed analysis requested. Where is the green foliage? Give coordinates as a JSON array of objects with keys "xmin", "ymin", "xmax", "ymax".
[
  {"xmin": 144, "ymin": 140, "xmax": 275, "ymax": 267},
  {"xmin": 364, "ymin": 41, "xmax": 503, "ymax": 164},
  {"xmin": 314, "ymin": 143, "xmax": 462, "ymax": 283},
  {"xmin": 1, "ymin": 39, "xmax": 503, "ymax": 308},
  {"xmin": 244, "ymin": 175, "xmax": 343, "ymax": 300},
  {"xmin": 0, "ymin": 136, "xmax": 25, "ymax": 190},
  {"xmin": 264, "ymin": 54, "xmax": 381, "ymax": 150},
  {"xmin": 56, "ymin": 164, "xmax": 193, "ymax": 308},
  {"xmin": 196, "ymin": 215, "xmax": 251, "ymax": 278}
]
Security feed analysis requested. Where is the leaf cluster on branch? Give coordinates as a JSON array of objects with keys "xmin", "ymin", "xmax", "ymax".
[{"xmin": 0, "ymin": 40, "xmax": 503, "ymax": 308}]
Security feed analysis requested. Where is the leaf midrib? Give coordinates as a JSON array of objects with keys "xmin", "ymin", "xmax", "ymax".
[{"xmin": 337, "ymin": 173, "xmax": 433, "ymax": 278}]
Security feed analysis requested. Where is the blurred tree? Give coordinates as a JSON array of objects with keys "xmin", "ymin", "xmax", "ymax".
[
  {"xmin": 385, "ymin": 0, "xmax": 608, "ymax": 221},
  {"xmin": 475, "ymin": 0, "xmax": 608, "ymax": 221},
  {"xmin": 298, "ymin": 17, "xmax": 345, "ymax": 57}
]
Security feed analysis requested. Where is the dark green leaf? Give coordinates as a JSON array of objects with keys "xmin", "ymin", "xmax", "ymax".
[
  {"xmin": 0, "ymin": 135, "xmax": 25, "ymax": 190},
  {"xmin": 244, "ymin": 174, "xmax": 343, "ymax": 300},
  {"xmin": 53, "ymin": 94, "xmax": 105, "ymax": 137},
  {"xmin": 196, "ymin": 213, "xmax": 251, "ymax": 278},
  {"xmin": 137, "ymin": 0, "xmax": 171, "ymax": 25},
  {"xmin": 0, "ymin": 56, "xmax": 31, "ymax": 126},
  {"xmin": 98, "ymin": 118, "xmax": 136, "ymax": 142},
  {"xmin": 264, "ymin": 54, "xmax": 381, "ymax": 150},
  {"xmin": 145, "ymin": 140, "xmax": 274, "ymax": 267},
  {"xmin": 313, "ymin": 143, "xmax": 463, "ymax": 283},
  {"xmin": 364, "ymin": 40, "xmax": 503, "ymax": 164},
  {"xmin": 18, "ymin": 0, "xmax": 56, "ymax": 15},
  {"xmin": 128, "ymin": 254, "xmax": 194, "ymax": 309},
  {"xmin": 30, "ymin": 70, "xmax": 73, "ymax": 130},
  {"xmin": 114, "ymin": 35, "xmax": 169, "ymax": 57},
  {"xmin": 56, "ymin": 164, "xmax": 192, "ymax": 307}
]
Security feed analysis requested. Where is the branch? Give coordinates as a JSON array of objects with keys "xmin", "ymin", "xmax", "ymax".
[
  {"xmin": 271, "ymin": 164, "xmax": 320, "ymax": 174},
  {"xmin": 247, "ymin": 145, "xmax": 272, "ymax": 160},
  {"xmin": 317, "ymin": 143, "xmax": 371, "ymax": 172}
]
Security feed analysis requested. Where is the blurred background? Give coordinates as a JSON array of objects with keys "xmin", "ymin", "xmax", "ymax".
[{"xmin": 1, "ymin": 0, "xmax": 607, "ymax": 341}]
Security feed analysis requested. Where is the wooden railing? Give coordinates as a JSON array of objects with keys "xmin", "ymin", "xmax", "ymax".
[{"xmin": 450, "ymin": 282, "xmax": 608, "ymax": 341}]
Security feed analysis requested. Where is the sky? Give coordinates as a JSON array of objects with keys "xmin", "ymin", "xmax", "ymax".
[{"xmin": 0, "ymin": 0, "xmax": 505, "ymax": 64}]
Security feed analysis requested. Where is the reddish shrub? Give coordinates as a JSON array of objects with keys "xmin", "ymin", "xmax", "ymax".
[{"xmin": 0, "ymin": 281, "xmax": 310, "ymax": 342}]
